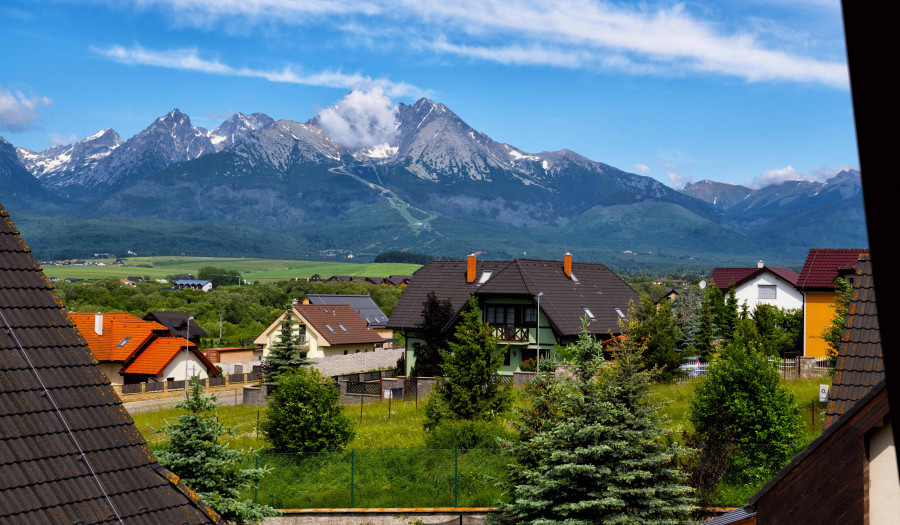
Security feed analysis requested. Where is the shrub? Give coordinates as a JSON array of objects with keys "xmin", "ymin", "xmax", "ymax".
[
  {"xmin": 424, "ymin": 419, "xmax": 514, "ymax": 449},
  {"xmin": 262, "ymin": 367, "xmax": 355, "ymax": 454}
]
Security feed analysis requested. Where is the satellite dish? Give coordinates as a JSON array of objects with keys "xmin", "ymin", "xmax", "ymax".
[{"xmin": 699, "ymin": 280, "xmax": 707, "ymax": 289}]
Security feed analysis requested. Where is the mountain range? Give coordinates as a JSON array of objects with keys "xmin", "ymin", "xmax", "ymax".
[{"xmin": 0, "ymin": 99, "xmax": 867, "ymax": 269}]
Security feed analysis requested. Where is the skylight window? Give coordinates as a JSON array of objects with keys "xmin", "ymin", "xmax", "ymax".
[
  {"xmin": 478, "ymin": 270, "xmax": 493, "ymax": 284},
  {"xmin": 615, "ymin": 308, "xmax": 626, "ymax": 319},
  {"xmin": 324, "ymin": 323, "xmax": 335, "ymax": 333},
  {"xmin": 583, "ymin": 307, "xmax": 596, "ymax": 320},
  {"xmin": 338, "ymin": 323, "xmax": 348, "ymax": 332},
  {"xmin": 116, "ymin": 337, "xmax": 132, "ymax": 348},
  {"xmin": 570, "ymin": 272, "xmax": 579, "ymax": 283}
]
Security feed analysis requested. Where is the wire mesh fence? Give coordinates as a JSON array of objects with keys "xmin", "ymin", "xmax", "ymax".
[{"xmin": 243, "ymin": 449, "xmax": 510, "ymax": 509}]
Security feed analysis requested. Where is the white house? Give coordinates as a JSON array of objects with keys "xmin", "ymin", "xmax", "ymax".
[
  {"xmin": 254, "ymin": 304, "xmax": 385, "ymax": 359},
  {"xmin": 710, "ymin": 261, "xmax": 802, "ymax": 311}
]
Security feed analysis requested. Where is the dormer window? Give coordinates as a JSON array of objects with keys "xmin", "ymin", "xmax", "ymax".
[
  {"xmin": 583, "ymin": 307, "xmax": 596, "ymax": 320},
  {"xmin": 478, "ymin": 270, "xmax": 493, "ymax": 284}
]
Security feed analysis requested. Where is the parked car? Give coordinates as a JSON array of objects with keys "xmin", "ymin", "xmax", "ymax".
[{"xmin": 680, "ymin": 356, "xmax": 705, "ymax": 377}]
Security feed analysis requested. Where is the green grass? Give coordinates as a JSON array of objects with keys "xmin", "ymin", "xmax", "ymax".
[{"xmin": 41, "ymin": 256, "xmax": 421, "ymax": 282}]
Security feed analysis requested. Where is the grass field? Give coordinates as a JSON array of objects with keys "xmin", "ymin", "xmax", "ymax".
[
  {"xmin": 131, "ymin": 374, "xmax": 830, "ymax": 508},
  {"xmin": 40, "ymin": 256, "xmax": 421, "ymax": 282}
]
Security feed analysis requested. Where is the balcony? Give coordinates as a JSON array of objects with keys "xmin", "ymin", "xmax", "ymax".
[{"xmin": 491, "ymin": 325, "xmax": 530, "ymax": 342}]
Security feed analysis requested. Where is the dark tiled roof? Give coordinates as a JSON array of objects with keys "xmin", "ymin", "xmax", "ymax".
[
  {"xmin": 304, "ymin": 294, "xmax": 390, "ymax": 328},
  {"xmin": 710, "ymin": 266, "xmax": 799, "ymax": 290},
  {"xmin": 387, "ymin": 257, "xmax": 640, "ymax": 337},
  {"xmin": 144, "ymin": 311, "xmax": 208, "ymax": 339},
  {"xmin": 385, "ymin": 275, "xmax": 411, "ymax": 286},
  {"xmin": 796, "ymin": 248, "xmax": 868, "ymax": 290},
  {"xmin": 0, "ymin": 204, "xmax": 222, "ymax": 524},
  {"xmin": 295, "ymin": 304, "xmax": 384, "ymax": 346},
  {"xmin": 824, "ymin": 254, "xmax": 882, "ymax": 431}
]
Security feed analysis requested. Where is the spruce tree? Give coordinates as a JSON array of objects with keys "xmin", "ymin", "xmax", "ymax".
[
  {"xmin": 629, "ymin": 294, "xmax": 683, "ymax": 380},
  {"xmin": 157, "ymin": 377, "xmax": 279, "ymax": 525},
  {"xmin": 499, "ymin": 321, "xmax": 695, "ymax": 524},
  {"xmin": 263, "ymin": 306, "xmax": 310, "ymax": 384},
  {"xmin": 425, "ymin": 296, "xmax": 510, "ymax": 429}
]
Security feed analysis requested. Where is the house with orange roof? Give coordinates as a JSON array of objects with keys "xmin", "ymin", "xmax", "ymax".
[
  {"xmin": 69, "ymin": 312, "xmax": 217, "ymax": 385},
  {"xmin": 795, "ymin": 248, "xmax": 868, "ymax": 358},
  {"xmin": 254, "ymin": 304, "xmax": 385, "ymax": 359}
]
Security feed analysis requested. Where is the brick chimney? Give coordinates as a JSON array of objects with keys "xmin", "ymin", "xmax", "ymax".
[
  {"xmin": 467, "ymin": 253, "xmax": 477, "ymax": 282},
  {"xmin": 564, "ymin": 252, "xmax": 572, "ymax": 277},
  {"xmin": 94, "ymin": 313, "xmax": 103, "ymax": 335}
]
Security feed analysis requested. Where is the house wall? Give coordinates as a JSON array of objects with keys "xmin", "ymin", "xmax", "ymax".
[
  {"xmin": 752, "ymin": 389, "xmax": 889, "ymax": 525},
  {"xmin": 374, "ymin": 327, "xmax": 394, "ymax": 346},
  {"xmin": 869, "ymin": 421, "xmax": 900, "ymax": 525},
  {"xmin": 733, "ymin": 274, "xmax": 803, "ymax": 311},
  {"xmin": 803, "ymin": 291, "xmax": 838, "ymax": 358},
  {"xmin": 218, "ymin": 349, "xmax": 261, "ymax": 364},
  {"xmin": 159, "ymin": 352, "xmax": 211, "ymax": 381},
  {"xmin": 98, "ymin": 363, "xmax": 124, "ymax": 385}
]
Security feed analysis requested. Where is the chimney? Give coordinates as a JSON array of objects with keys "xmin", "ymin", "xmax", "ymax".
[
  {"xmin": 291, "ymin": 297, "xmax": 299, "ymax": 305},
  {"xmin": 467, "ymin": 253, "xmax": 477, "ymax": 283},
  {"xmin": 564, "ymin": 252, "xmax": 572, "ymax": 277},
  {"xmin": 94, "ymin": 313, "xmax": 103, "ymax": 336},
  {"xmin": 757, "ymin": 260, "xmax": 764, "ymax": 269}
]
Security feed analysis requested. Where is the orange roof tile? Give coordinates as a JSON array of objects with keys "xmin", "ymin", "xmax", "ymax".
[
  {"xmin": 70, "ymin": 312, "xmax": 168, "ymax": 362},
  {"xmin": 121, "ymin": 337, "xmax": 214, "ymax": 376}
]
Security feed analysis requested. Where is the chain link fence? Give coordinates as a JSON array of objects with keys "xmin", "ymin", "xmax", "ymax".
[{"xmin": 241, "ymin": 449, "xmax": 510, "ymax": 509}]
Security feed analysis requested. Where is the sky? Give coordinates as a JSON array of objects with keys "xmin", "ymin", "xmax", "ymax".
[{"xmin": 0, "ymin": 0, "xmax": 858, "ymax": 189}]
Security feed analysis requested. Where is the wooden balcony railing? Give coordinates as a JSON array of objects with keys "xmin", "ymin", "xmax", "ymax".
[{"xmin": 491, "ymin": 325, "xmax": 530, "ymax": 342}]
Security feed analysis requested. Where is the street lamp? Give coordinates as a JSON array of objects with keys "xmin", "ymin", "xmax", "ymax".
[
  {"xmin": 536, "ymin": 292, "xmax": 544, "ymax": 376},
  {"xmin": 184, "ymin": 316, "xmax": 194, "ymax": 398}
]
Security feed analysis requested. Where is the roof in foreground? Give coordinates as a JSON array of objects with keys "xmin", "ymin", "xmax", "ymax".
[
  {"xmin": 796, "ymin": 248, "xmax": 869, "ymax": 289},
  {"xmin": 387, "ymin": 257, "xmax": 639, "ymax": 337},
  {"xmin": 0, "ymin": 203, "xmax": 221, "ymax": 524}
]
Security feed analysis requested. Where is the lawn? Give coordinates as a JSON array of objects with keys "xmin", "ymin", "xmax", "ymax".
[
  {"xmin": 131, "ymin": 374, "xmax": 829, "ymax": 509},
  {"xmin": 41, "ymin": 256, "xmax": 421, "ymax": 282}
]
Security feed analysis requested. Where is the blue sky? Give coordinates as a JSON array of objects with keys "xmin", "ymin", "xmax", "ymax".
[{"xmin": 1, "ymin": 0, "xmax": 857, "ymax": 189}]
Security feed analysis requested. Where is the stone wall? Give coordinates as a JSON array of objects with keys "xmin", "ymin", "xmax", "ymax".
[{"xmin": 309, "ymin": 347, "xmax": 403, "ymax": 377}]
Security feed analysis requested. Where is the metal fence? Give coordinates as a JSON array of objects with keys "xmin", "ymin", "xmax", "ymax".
[{"xmin": 244, "ymin": 449, "xmax": 510, "ymax": 509}]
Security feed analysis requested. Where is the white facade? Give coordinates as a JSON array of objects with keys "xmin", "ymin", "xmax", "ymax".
[
  {"xmin": 869, "ymin": 421, "xmax": 900, "ymax": 525},
  {"xmin": 254, "ymin": 311, "xmax": 379, "ymax": 359},
  {"xmin": 159, "ymin": 351, "xmax": 212, "ymax": 382},
  {"xmin": 730, "ymin": 271, "xmax": 803, "ymax": 311}
]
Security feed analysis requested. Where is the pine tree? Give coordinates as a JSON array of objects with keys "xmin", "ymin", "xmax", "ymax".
[
  {"xmin": 425, "ymin": 296, "xmax": 510, "ymax": 429},
  {"xmin": 263, "ymin": 306, "xmax": 310, "ymax": 384},
  {"xmin": 157, "ymin": 377, "xmax": 279, "ymax": 525},
  {"xmin": 498, "ymin": 321, "xmax": 695, "ymax": 524}
]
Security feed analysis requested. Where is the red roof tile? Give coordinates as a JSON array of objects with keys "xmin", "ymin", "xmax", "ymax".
[
  {"xmin": 709, "ymin": 266, "xmax": 799, "ymax": 291},
  {"xmin": 121, "ymin": 338, "xmax": 216, "ymax": 377},
  {"xmin": 70, "ymin": 312, "xmax": 167, "ymax": 362},
  {"xmin": 796, "ymin": 248, "xmax": 869, "ymax": 289}
]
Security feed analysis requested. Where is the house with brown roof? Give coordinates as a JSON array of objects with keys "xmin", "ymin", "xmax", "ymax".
[
  {"xmin": 387, "ymin": 253, "xmax": 640, "ymax": 375},
  {"xmin": 302, "ymin": 294, "xmax": 394, "ymax": 346},
  {"xmin": 796, "ymin": 248, "xmax": 869, "ymax": 358},
  {"xmin": 0, "ymin": 203, "xmax": 222, "ymax": 523},
  {"xmin": 710, "ymin": 261, "xmax": 802, "ymax": 311},
  {"xmin": 718, "ymin": 253, "xmax": 898, "ymax": 525},
  {"xmin": 70, "ymin": 312, "xmax": 217, "ymax": 385},
  {"xmin": 254, "ymin": 304, "xmax": 385, "ymax": 358}
]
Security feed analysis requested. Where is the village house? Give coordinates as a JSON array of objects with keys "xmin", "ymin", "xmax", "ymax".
[
  {"xmin": 69, "ymin": 312, "xmax": 217, "ymax": 385},
  {"xmin": 0, "ymin": 203, "xmax": 222, "ymax": 523},
  {"xmin": 302, "ymin": 294, "xmax": 394, "ymax": 346},
  {"xmin": 387, "ymin": 253, "xmax": 640, "ymax": 375},
  {"xmin": 710, "ymin": 261, "xmax": 802, "ymax": 311},
  {"xmin": 254, "ymin": 303, "xmax": 385, "ymax": 358},
  {"xmin": 143, "ymin": 310, "xmax": 207, "ymax": 343},
  {"xmin": 796, "ymin": 248, "xmax": 869, "ymax": 358},
  {"xmin": 173, "ymin": 278, "xmax": 214, "ymax": 291},
  {"xmin": 714, "ymin": 253, "xmax": 897, "ymax": 525}
]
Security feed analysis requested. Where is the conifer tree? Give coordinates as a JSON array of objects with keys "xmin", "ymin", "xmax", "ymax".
[
  {"xmin": 263, "ymin": 306, "xmax": 310, "ymax": 384},
  {"xmin": 822, "ymin": 277, "xmax": 852, "ymax": 367},
  {"xmin": 499, "ymin": 320, "xmax": 695, "ymax": 524},
  {"xmin": 629, "ymin": 294, "xmax": 683, "ymax": 380},
  {"xmin": 157, "ymin": 377, "xmax": 279, "ymax": 525},
  {"xmin": 425, "ymin": 296, "xmax": 510, "ymax": 429}
]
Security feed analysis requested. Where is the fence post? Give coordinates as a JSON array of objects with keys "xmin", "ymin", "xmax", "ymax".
[
  {"xmin": 253, "ymin": 453, "xmax": 259, "ymax": 504},
  {"xmin": 350, "ymin": 450, "xmax": 355, "ymax": 509},
  {"xmin": 454, "ymin": 447, "xmax": 459, "ymax": 507}
]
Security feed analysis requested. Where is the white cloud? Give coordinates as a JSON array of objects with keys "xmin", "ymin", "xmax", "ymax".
[
  {"xmin": 117, "ymin": 0, "xmax": 850, "ymax": 88},
  {"xmin": 48, "ymin": 132, "xmax": 77, "ymax": 145},
  {"xmin": 93, "ymin": 44, "xmax": 425, "ymax": 98},
  {"xmin": 0, "ymin": 84, "xmax": 51, "ymax": 133},
  {"xmin": 633, "ymin": 163, "xmax": 651, "ymax": 174},
  {"xmin": 811, "ymin": 164, "xmax": 854, "ymax": 181},
  {"xmin": 751, "ymin": 165, "xmax": 818, "ymax": 188},
  {"xmin": 317, "ymin": 86, "xmax": 399, "ymax": 149},
  {"xmin": 663, "ymin": 161, "xmax": 692, "ymax": 188}
]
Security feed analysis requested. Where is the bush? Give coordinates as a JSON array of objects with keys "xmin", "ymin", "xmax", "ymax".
[
  {"xmin": 262, "ymin": 367, "xmax": 355, "ymax": 454},
  {"xmin": 424, "ymin": 419, "xmax": 514, "ymax": 449}
]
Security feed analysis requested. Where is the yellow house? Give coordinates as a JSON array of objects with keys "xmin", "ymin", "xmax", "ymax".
[{"xmin": 796, "ymin": 248, "xmax": 868, "ymax": 358}]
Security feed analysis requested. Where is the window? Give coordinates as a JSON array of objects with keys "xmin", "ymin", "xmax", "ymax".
[
  {"xmin": 583, "ymin": 307, "xmax": 596, "ymax": 320},
  {"xmin": 759, "ymin": 285, "xmax": 777, "ymax": 299},
  {"xmin": 478, "ymin": 270, "xmax": 493, "ymax": 284},
  {"xmin": 486, "ymin": 305, "xmax": 535, "ymax": 326},
  {"xmin": 523, "ymin": 306, "xmax": 537, "ymax": 324},
  {"xmin": 324, "ymin": 323, "xmax": 335, "ymax": 332},
  {"xmin": 614, "ymin": 308, "xmax": 625, "ymax": 319},
  {"xmin": 115, "ymin": 337, "xmax": 131, "ymax": 347},
  {"xmin": 338, "ymin": 323, "xmax": 348, "ymax": 332}
]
